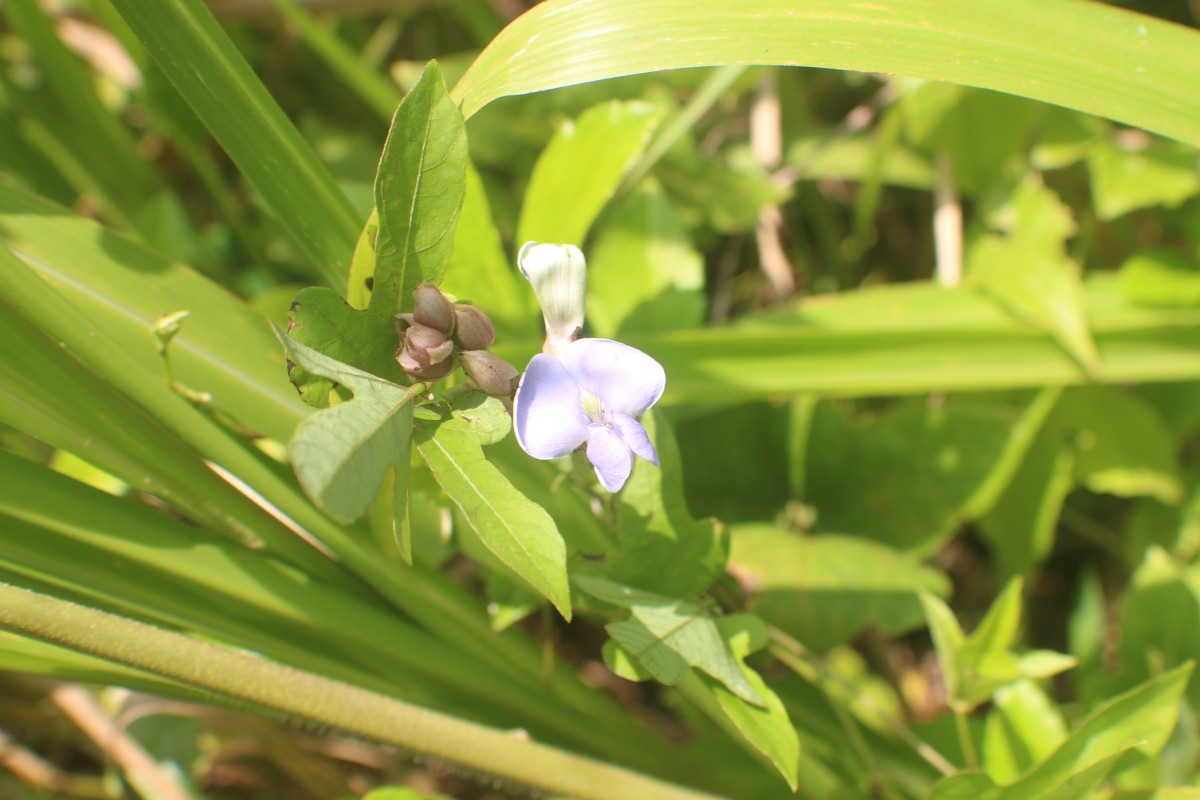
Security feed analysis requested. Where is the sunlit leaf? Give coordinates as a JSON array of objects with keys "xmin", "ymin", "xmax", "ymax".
[
  {"xmin": 452, "ymin": 0, "xmax": 1200, "ymax": 150},
  {"xmin": 576, "ymin": 575, "xmax": 761, "ymax": 705},
  {"xmin": 108, "ymin": 0, "xmax": 360, "ymax": 286},
  {"xmin": 416, "ymin": 410, "xmax": 570, "ymax": 619},
  {"xmin": 517, "ymin": 100, "xmax": 667, "ymax": 246},
  {"xmin": 1120, "ymin": 249, "xmax": 1200, "ymax": 308},
  {"xmin": 968, "ymin": 178, "xmax": 1101, "ymax": 378},
  {"xmin": 982, "ymin": 680, "xmax": 1068, "ymax": 784},
  {"xmin": 290, "ymin": 62, "xmax": 467, "ymax": 392},
  {"xmin": 1089, "ymin": 139, "xmax": 1200, "ymax": 221},
  {"xmin": 587, "ymin": 181, "xmax": 705, "ymax": 339}
]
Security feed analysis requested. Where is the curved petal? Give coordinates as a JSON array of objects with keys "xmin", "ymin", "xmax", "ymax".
[
  {"xmin": 513, "ymin": 354, "xmax": 588, "ymax": 459},
  {"xmin": 586, "ymin": 423, "xmax": 634, "ymax": 492},
  {"xmin": 612, "ymin": 414, "xmax": 658, "ymax": 465},
  {"xmin": 559, "ymin": 338, "xmax": 665, "ymax": 417}
]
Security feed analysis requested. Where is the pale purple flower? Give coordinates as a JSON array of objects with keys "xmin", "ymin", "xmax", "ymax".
[{"xmin": 514, "ymin": 337, "xmax": 665, "ymax": 493}]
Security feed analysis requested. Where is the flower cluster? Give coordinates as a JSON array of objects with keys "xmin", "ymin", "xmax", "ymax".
[
  {"xmin": 512, "ymin": 242, "xmax": 665, "ymax": 493},
  {"xmin": 394, "ymin": 282, "xmax": 520, "ymax": 397}
]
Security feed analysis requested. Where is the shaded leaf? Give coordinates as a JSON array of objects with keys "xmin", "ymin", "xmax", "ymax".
[
  {"xmin": 1056, "ymin": 387, "xmax": 1181, "ymax": 504},
  {"xmin": 276, "ymin": 328, "xmax": 418, "ymax": 525},
  {"xmin": 978, "ymin": 417, "xmax": 1076, "ymax": 577},
  {"xmin": 898, "ymin": 83, "xmax": 1046, "ymax": 195},
  {"xmin": 605, "ymin": 410, "xmax": 727, "ymax": 598},
  {"xmin": 731, "ymin": 525, "xmax": 949, "ymax": 652},
  {"xmin": 706, "ymin": 614, "xmax": 800, "ymax": 790},
  {"xmin": 806, "ymin": 401, "xmax": 1012, "ymax": 553}
]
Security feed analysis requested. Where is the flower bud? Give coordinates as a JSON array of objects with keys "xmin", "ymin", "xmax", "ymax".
[
  {"xmin": 397, "ymin": 344, "xmax": 455, "ymax": 380},
  {"xmin": 413, "ymin": 281, "xmax": 455, "ymax": 335},
  {"xmin": 518, "ymin": 242, "xmax": 586, "ymax": 355},
  {"xmin": 460, "ymin": 350, "xmax": 520, "ymax": 397},
  {"xmin": 404, "ymin": 323, "xmax": 454, "ymax": 366},
  {"xmin": 452, "ymin": 304, "xmax": 496, "ymax": 351}
]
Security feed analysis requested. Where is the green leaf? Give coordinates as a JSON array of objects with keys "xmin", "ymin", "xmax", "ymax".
[
  {"xmin": 1002, "ymin": 665, "xmax": 1193, "ymax": 796},
  {"xmin": 983, "ymin": 680, "xmax": 1068, "ymax": 784},
  {"xmin": 1089, "ymin": 139, "xmax": 1200, "ymax": 221},
  {"xmin": 586, "ymin": 181, "xmax": 705, "ymax": 339},
  {"xmin": 275, "ymin": 328, "xmax": 419, "ymax": 525},
  {"xmin": 440, "ymin": 162, "xmax": 534, "ymax": 341},
  {"xmin": 290, "ymin": 62, "xmax": 468, "ymax": 390},
  {"xmin": 415, "ymin": 413, "xmax": 571, "ymax": 619},
  {"xmin": 1121, "ymin": 249, "xmax": 1200, "ymax": 308},
  {"xmin": 452, "ymin": 0, "xmax": 1200, "ymax": 149},
  {"xmin": 0, "ymin": 451, "xmax": 522, "ymax": 717},
  {"xmin": 925, "ymin": 578, "xmax": 1076, "ymax": 711},
  {"xmin": 362, "ymin": 788, "xmax": 451, "ymax": 800},
  {"xmin": 107, "ymin": 0, "xmax": 360, "ymax": 286},
  {"xmin": 517, "ymin": 100, "xmax": 667, "ymax": 246},
  {"xmin": 805, "ymin": 401, "xmax": 1012, "ymax": 553},
  {"xmin": 731, "ymin": 525, "xmax": 949, "ymax": 652},
  {"xmin": 898, "ymin": 83, "xmax": 1046, "ymax": 195},
  {"xmin": 707, "ymin": 615, "xmax": 800, "ymax": 790},
  {"xmin": 604, "ymin": 411, "xmax": 728, "ymax": 599},
  {"xmin": 920, "ymin": 591, "xmax": 966, "ymax": 703},
  {"xmin": 0, "ymin": 181, "xmax": 309, "ymax": 445},
  {"xmin": 1056, "ymin": 388, "xmax": 1181, "ymax": 504},
  {"xmin": 958, "ymin": 578, "xmax": 1025, "ymax": 673},
  {"xmin": 657, "ymin": 141, "xmax": 783, "ymax": 233},
  {"xmin": 676, "ymin": 403, "xmax": 791, "ymax": 523},
  {"xmin": 2, "ymin": 0, "xmax": 161, "ymax": 224},
  {"xmin": 978, "ymin": 418, "xmax": 1076, "ymax": 577},
  {"xmin": 1114, "ymin": 548, "xmax": 1200, "ymax": 707},
  {"xmin": 602, "ymin": 639, "xmax": 654, "ymax": 682},
  {"xmin": 575, "ymin": 575, "xmax": 762, "ymax": 705},
  {"xmin": 968, "ymin": 178, "xmax": 1101, "ymax": 378},
  {"xmin": 579, "ymin": 274, "xmax": 1200, "ymax": 404}
]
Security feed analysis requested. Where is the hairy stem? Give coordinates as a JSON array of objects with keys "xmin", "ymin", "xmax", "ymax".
[{"xmin": 0, "ymin": 582, "xmax": 725, "ymax": 800}]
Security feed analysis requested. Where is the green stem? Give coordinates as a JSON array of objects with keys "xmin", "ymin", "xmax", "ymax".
[
  {"xmin": 954, "ymin": 707, "xmax": 978, "ymax": 770},
  {"xmin": 0, "ymin": 582, "xmax": 725, "ymax": 800},
  {"xmin": 768, "ymin": 628, "xmax": 957, "ymax": 777}
]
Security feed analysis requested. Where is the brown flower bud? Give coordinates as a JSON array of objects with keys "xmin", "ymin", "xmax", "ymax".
[
  {"xmin": 413, "ymin": 281, "xmax": 455, "ymax": 335},
  {"xmin": 452, "ymin": 304, "xmax": 496, "ymax": 351},
  {"xmin": 397, "ymin": 344, "xmax": 455, "ymax": 380},
  {"xmin": 404, "ymin": 323, "xmax": 455, "ymax": 365},
  {"xmin": 460, "ymin": 350, "xmax": 520, "ymax": 397}
]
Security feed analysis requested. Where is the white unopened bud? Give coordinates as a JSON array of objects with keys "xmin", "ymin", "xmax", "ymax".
[{"xmin": 518, "ymin": 242, "xmax": 586, "ymax": 355}]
